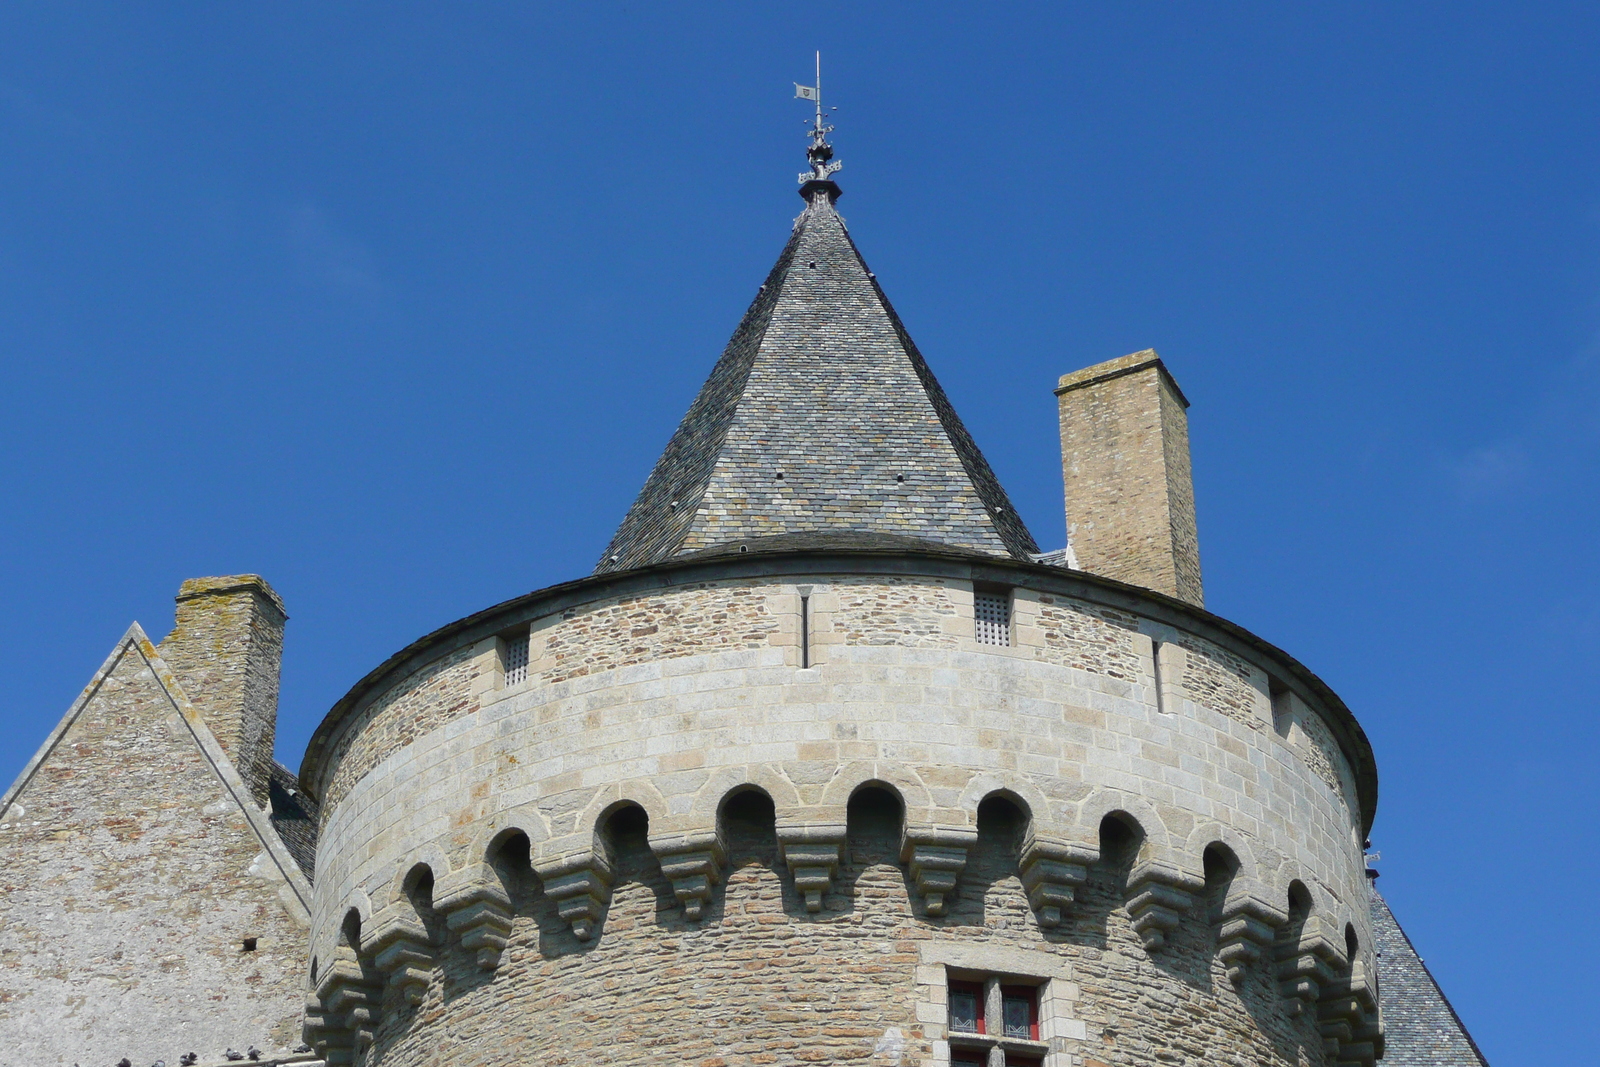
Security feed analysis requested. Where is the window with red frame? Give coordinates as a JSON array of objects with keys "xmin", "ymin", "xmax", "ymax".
[
  {"xmin": 948, "ymin": 980, "xmax": 985, "ymax": 1035},
  {"xmin": 1000, "ymin": 985, "xmax": 1039, "ymax": 1041}
]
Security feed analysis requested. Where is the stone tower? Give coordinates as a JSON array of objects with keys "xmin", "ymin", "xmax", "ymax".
[
  {"xmin": 294, "ymin": 144, "xmax": 1391, "ymax": 1067},
  {"xmin": 2, "ymin": 126, "xmax": 1493, "ymax": 1067}
]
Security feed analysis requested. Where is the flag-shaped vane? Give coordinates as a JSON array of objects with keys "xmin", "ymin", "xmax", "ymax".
[{"xmin": 795, "ymin": 83, "xmax": 818, "ymax": 101}]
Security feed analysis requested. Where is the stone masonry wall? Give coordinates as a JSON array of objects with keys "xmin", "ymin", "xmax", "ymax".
[
  {"xmin": 1056, "ymin": 352, "xmax": 1204, "ymax": 607},
  {"xmin": 0, "ymin": 637, "xmax": 308, "ymax": 1067},
  {"xmin": 307, "ymin": 571, "xmax": 1374, "ymax": 1043},
  {"xmin": 158, "ymin": 575, "xmax": 287, "ymax": 808},
  {"xmin": 351, "ymin": 795, "xmax": 1334, "ymax": 1067}
]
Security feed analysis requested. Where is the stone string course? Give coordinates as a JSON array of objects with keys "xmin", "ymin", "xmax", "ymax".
[{"xmin": 303, "ymin": 570, "xmax": 1379, "ymax": 1066}]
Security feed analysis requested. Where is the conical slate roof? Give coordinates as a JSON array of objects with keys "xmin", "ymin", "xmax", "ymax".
[
  {"xmin": 1370, "ymin": 883, "xmax": 1490, "ymax": 1066},
  {"xmin": 597, "ymin": 188, "xmax": 1038, "ymax": 573}
]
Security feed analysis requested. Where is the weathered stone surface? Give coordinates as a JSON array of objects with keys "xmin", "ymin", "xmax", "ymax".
[
  {"xmin": 1056, "ymin": 350, "xmax": 1203, "ymax": 606},
  {"xmin": 0, "ymin": 626, "xmax": 310, "ymax": 1067},
  {"xmin": 595, "ymin": 191, "xmax": 1038, "ymax": 574},
  {"xmin": 158, "ymin": 575, "xmax": 287, "ymax": 808}
]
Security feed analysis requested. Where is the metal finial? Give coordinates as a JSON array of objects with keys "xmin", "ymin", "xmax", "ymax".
[{"xmin": 794, "ymin": 51, "xmax": 842, "ymax": 196}]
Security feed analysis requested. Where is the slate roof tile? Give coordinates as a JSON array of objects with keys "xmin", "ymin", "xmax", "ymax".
[
  {"xmin": 1371, "ymin": 882, "xmax": 1489, "ymax": 1065},
  {"xmin": 597, "ymin": 189, "xmax": 1037, "ymax": 573}
]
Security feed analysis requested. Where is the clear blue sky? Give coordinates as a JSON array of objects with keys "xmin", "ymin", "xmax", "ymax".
[{"xmin": 2, "ymin": 5, "xmax": 1593, "ymax": 1062}]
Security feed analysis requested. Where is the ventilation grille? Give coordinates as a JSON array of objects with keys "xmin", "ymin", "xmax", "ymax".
[
  {"xmin": 503, "ymin": 632, "xmax": 529, "ymax": 687},
  {"xmin": 974, "ymin": 590, "xmax": 1011, "ymax": 646}
]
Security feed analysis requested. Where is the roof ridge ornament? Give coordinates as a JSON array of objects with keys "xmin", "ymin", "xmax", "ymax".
[{"xmin": 795, "ymin": 51, "xmax": 842, "ymax": 201}]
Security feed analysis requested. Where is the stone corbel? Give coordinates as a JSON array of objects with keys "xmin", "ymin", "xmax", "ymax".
[
  {"xmin": 1018, "ymin": 834, "xmax": 1096, "ymax": 927},
  {"xmin": 1275, "ymin": 914, "xmax": 1345, "ymax": 1015},
  {"xmin": 778, "ymin": 824, "xmax": 845, "ymax": 913},
  {"xmin": 1215, "ymin": 884, "xmax": 1288, "ymax": 984},
  {"xmin": 903, "ymin": 828, "xmax": 976, "ymax": 917},
  {"xmin": 1318, "ymin": 960, "xmax": 1382, "ymax": 1067},
  {"xmin": 436, "ymin": 863, "xmax": 516, "ymax": 969},
  {"xmin": 368, "ymin": 902, "xmax": 437, "ymax": 1005},
  {"xmin": 536, "ymin": 852, "xmax": 614, "ymax": 941},
  {"xmin": 1125, "ymin": 862, "xmax": 1203, "ymax": 951},
  {"xmin": 314, "ymin": 946, "xmax": 383, "ymax": 1055},
  {"xmin": 652, "ymin": 832, "xmax": 726, "ymax": 921},
  {"xmin": 302, "ymin": 994, "xmax": 346, "ymax": 1066}
]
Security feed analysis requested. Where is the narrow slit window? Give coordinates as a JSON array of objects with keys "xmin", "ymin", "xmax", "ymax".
[
  {"xmin": 974, "ymin": 589, "xmax": 1011, "ymax": 646},
  {"xmin": 503, "ymin": 631, "xmax": 529, "ymax": 687},
  {"xmin": 800, "ymin": 594, "xmax": 811, "ymax": 669}
]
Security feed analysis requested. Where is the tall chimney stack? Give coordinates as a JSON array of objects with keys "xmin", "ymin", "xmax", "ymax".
[
  {"xmin": 158, "ymin": 575, "xmax": 287, "ymax": 807},
  {"xmin": 1055, "ymin": 350, "xmax": 1203, "ymax": 606}
]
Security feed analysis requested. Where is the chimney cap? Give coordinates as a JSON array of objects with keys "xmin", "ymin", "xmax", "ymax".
[{"xmin": 175, "ymin": 575, "xmax": 287, "ymax": 618}]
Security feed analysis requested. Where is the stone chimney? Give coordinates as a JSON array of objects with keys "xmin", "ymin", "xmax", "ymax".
[
  {"xmin": 1055, "ymin": 350, "xmax": 1203, "ymax": 607},
  {"xmin": 158, "ymin": 575, "xmax": 287, "ymax": 807}
]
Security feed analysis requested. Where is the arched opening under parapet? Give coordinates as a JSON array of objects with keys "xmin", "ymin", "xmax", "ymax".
[
  {"xmin": 1344, "ymin": 923, "xmax": 1360, "ymax": 972},
  {"xmin": 341, "ymin": 908, "xmax": 363, "ymax": 953},
  {"xmin": 844, "ymin": 784, "xmax": 906, "ymax": 911},
  {"xmin": 1202, "ymin": 842, "xmax": 1241, "ymax": 924},
  {"xmin": 487, "ymin": 828, "xmax": 537, "ymax": 903},
  {"xmin": 1280, "ymin": 879, "xmax": 1313, "ymax": 959},
  {"xmin": 598, "ymin": 802, "xmax": 673, "ymax": 924},
  {"xmin": 717, "ymin": 787, "xmax": 781, "ymax": 913},
  {"xmin": 403, "ymin": 863, "xmax": 436, "ymax": 912},
  {"xmin": 402, "ymin": 862, "xmax": 445, "ymax": 948},
  {"xmin": 957, "ymin": 793, "xmax": 1028, "ymax": 926},
  {"xmin": 719, "ymin": 787, "xmax": 778, "ymax": 862},
  {"xmin": 1097, "ymin": 812, "xmax": 1145, "ymax": 875}
]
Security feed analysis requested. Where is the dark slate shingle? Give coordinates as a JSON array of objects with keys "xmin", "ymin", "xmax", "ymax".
[
  {"xmin": 267, "ymin": 761, "xmax": 318, "ymax": 884},
  {"xmin": 1371, "ymin": 882, "xmax": 1489, "ymax": 1066},
  {"xmin": 597, "ymin": 191, "xmax": 1038, "ymax": 573}
]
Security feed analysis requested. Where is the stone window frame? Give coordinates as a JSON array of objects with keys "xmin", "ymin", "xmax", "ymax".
[
  {"xmin": 916, "ymin": 943, "xmax": 1086, "ymax": 1067},
  {"xmin": 494, "ymin": 626, "xmax": 532, "ymax": 691},
  {"xmin": 972, "ymin": 584, "xmax": 1014, "ymax": 647}
]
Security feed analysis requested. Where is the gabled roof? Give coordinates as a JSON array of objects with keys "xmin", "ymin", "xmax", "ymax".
[
  {"xmin": 1370, "ymin": 882, "xmax": 1490, "ymax": 1066},
  {"xmin": 597, "ymin": 188, "xmax": 1038, "ymax": 573},
  {"xmin": 0, "ymin": 623, "xmax": 314, "ymax": 915}
]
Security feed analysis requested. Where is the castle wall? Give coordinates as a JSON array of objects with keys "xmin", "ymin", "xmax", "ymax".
[
  {"xmin": 302, "ymin": 563, "xmax": 1377, "ymax": 1066},
  {"xmin": 0, "ymin": 630, "xmax": 309, "ymax": 1067}
]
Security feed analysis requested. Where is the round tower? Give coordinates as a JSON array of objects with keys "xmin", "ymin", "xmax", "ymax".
[{"xmin": 297, "ymin": 148, "xmax": 1381, "ymax": 1067}]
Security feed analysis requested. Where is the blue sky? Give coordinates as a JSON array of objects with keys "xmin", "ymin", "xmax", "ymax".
[{"xmin": 2, "ymin": 4, "xmax": 1594, "ymax": 1061}]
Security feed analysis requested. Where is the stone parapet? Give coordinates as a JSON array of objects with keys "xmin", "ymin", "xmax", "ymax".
[{"xmin": 298, "ymin": 555, "xmax": 1380, "ymax": 1066}]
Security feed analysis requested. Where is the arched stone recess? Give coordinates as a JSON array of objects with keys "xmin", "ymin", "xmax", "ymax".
[
  {"xmin": 307, "ymin": 899, "xmax": 382, "ymax": 1067},
  {"xmin": 1188, "ymin": 826, "xmax": 1288, "ymax": 985},
  {"xmin": 368, "ymin": 845, "xmax": 452, "ymax": 1006},
  {"xmin": 1275, "ymin": 874, "xmax": 1349, "ymax": 1020},
  {"xmin": 828, "ymin": 763, "xmax": 973, "ymax": 918},
  {"xmin": 528, "ymin": 788, "xmax": 665, "ymax": 944},
  {"xmin": 688, "ymin": 764, "xmax": 802, "ymax": 825},
  {"xmin": 1326, "ymin": 921, "xmax": 1384, "ymax": 1067},
  {"xmin": 962, "ymin": 775, "xmax": 1090, "ymax": 929},
  {"xmin": 1080, "ymin": 789, "xmax": 1202, "ymax": 952}
]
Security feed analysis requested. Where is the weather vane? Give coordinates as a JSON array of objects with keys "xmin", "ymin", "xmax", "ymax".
[{"xmin": 794, "ymin": 51, "xmax": 842, "ymax": 187}]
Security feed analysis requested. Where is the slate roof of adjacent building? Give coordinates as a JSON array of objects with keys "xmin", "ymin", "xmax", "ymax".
[
  {"xmin": 1371, "ymin": 881, "xmax": 1489, "ymax": 1065},
  {"xmin": 596, "ymin": 185, "xmax": 1038, "ymax": 573},
  {"xmin": 267, "ymin": 760, "xmax": 318, "ymax": 883}
]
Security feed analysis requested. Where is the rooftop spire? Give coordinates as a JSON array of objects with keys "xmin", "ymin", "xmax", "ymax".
[
  {"xmin": 795, "ymin": 51, "xmax": 842, "ymax": 201},
  {"xmin": 594, "ymin": 130, "xmax": 1039, "ymax": 575}
]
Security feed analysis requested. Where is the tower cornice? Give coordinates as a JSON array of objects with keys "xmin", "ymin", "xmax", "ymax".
[{"xmin": 298, "ymin": 542, "xmax": 1378, "ymax": 837}]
